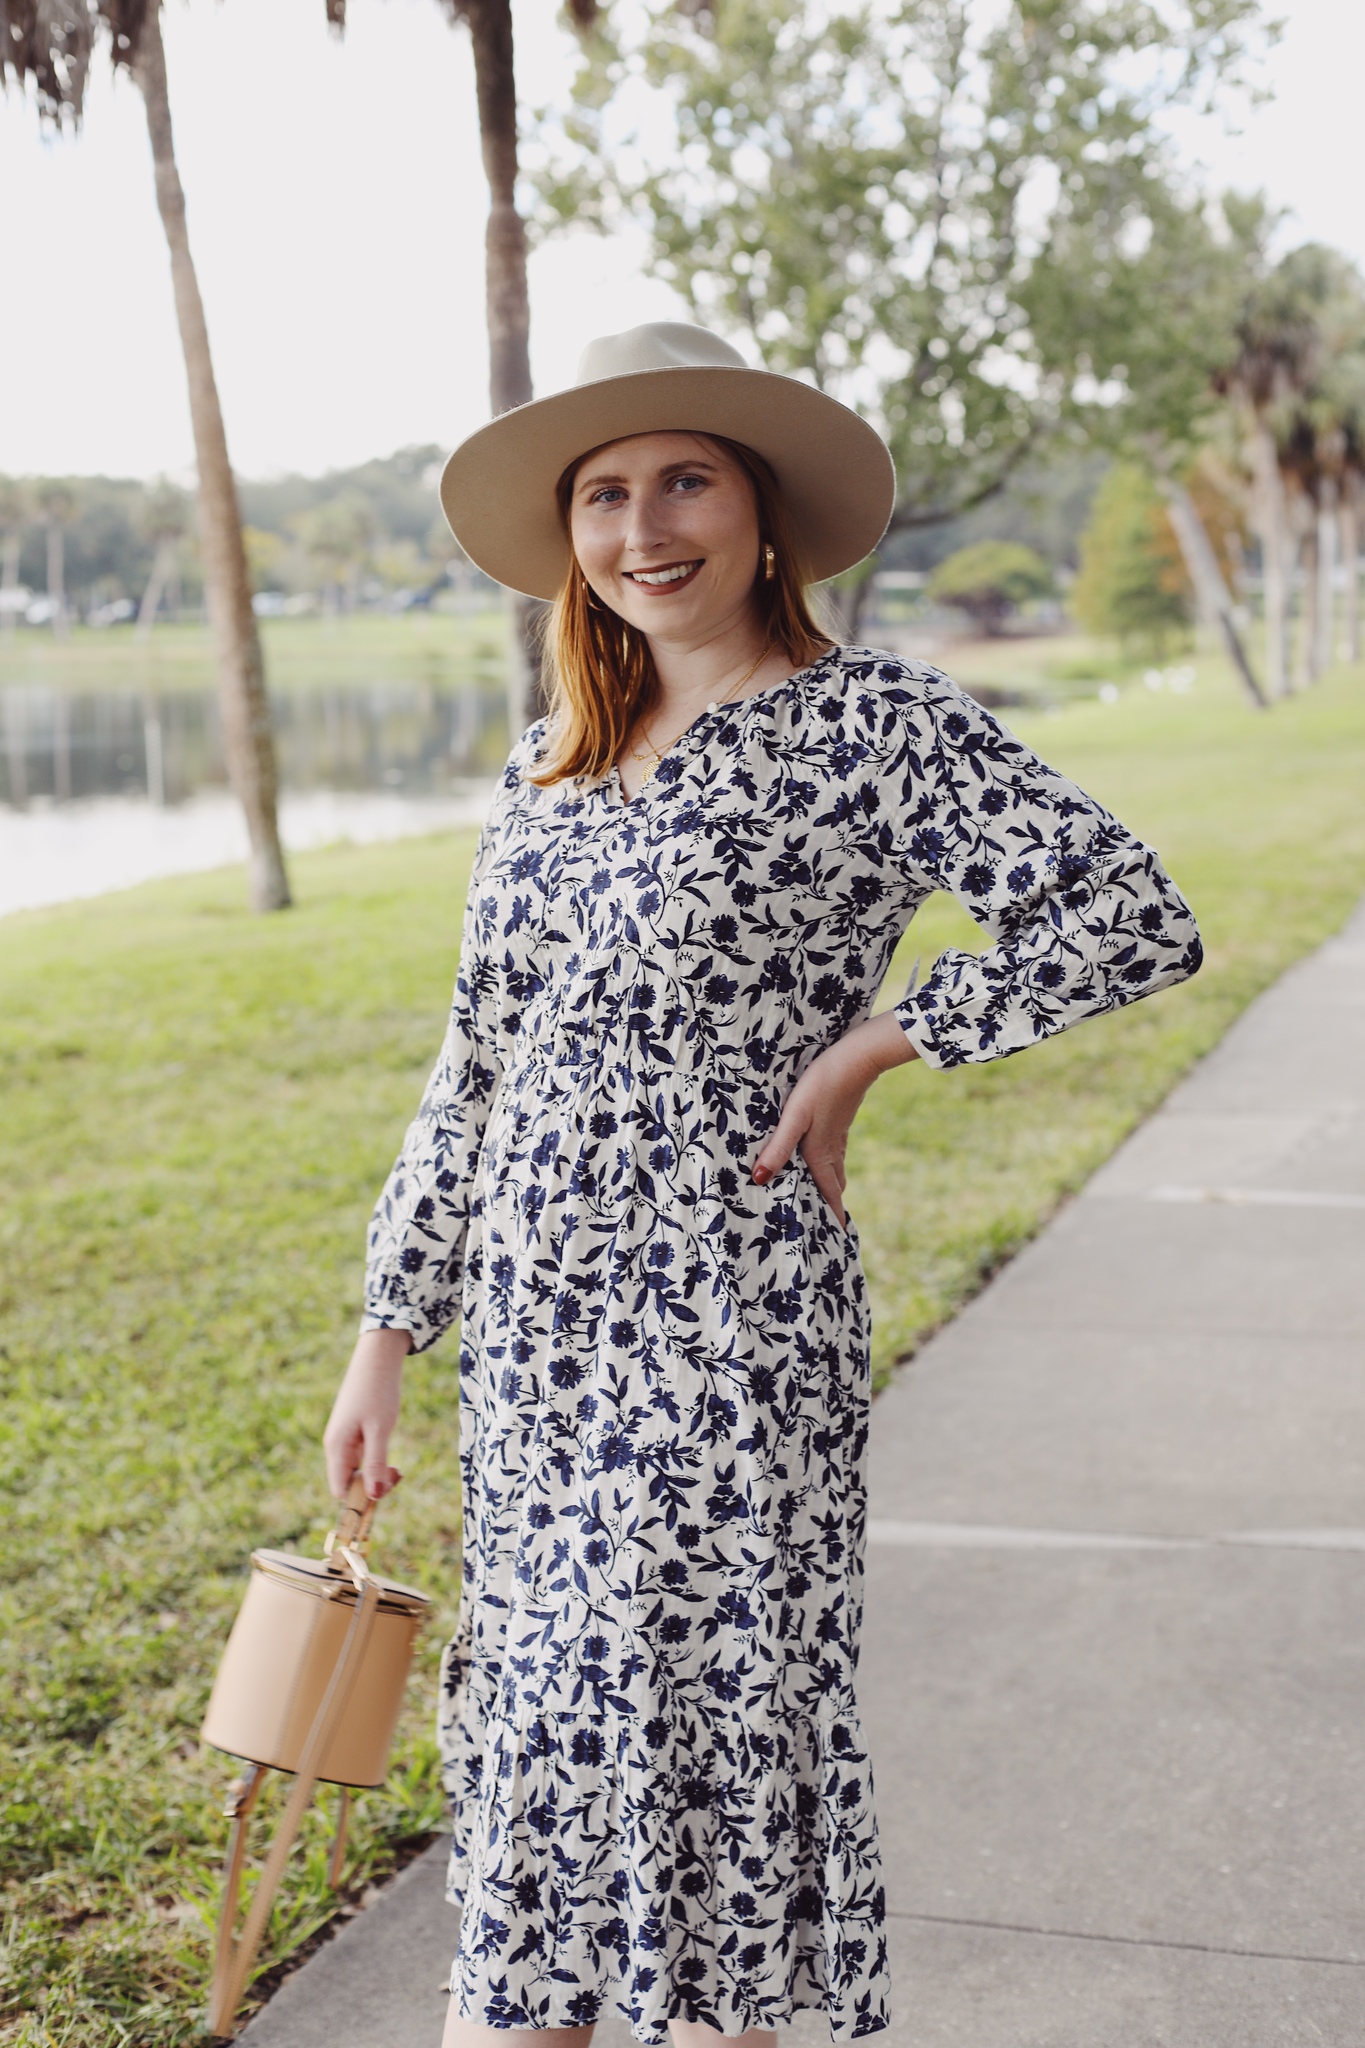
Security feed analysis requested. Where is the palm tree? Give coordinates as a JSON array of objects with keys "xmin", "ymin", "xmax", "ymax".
[
  {"xmin": 1278, "ymin": 419, "xmax": 1323, "ymax": 691},
  {"xmin": 34, "ymin": 479, "xmax": 75, "ymax": 636},
  {"xmin": 136, "ymin": 478, "xmax": 190, "ymax": 637},
  {"xmin": 1216, "ymin": 246, "xmax": 1365, "ymax": 698},
  {"xmin": 329, "ymin": 0, "xmax": 597, "ymax": 733},
  {"xmin": 1146, "ymin": 452, "xmax": 1265, "ymax": 708},
  {"xmin": 1342, "ymin": 426, "xmax": 1364, "ymax": 665},
  {"xmin": 1267, "ymin": 253, "xmax": 1365, "ymax": 687},
  {"xmin": 1318, "ymin": 315, "xmax": 1365, "ymax": 666},
  {"xmin": 1214, "ymin": 271, "xmax": 1318, "ymax": 699},
  {"xmin": 4, "ymin": 1, "xmax": 291, "ymax": 910}
]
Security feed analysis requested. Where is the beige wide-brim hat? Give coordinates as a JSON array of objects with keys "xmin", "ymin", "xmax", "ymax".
[{"xmin": 439, "ymin": 323, "xmax": 896, "ymax": 601}]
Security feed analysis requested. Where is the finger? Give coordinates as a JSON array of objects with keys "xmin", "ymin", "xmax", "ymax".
[
  {"xmin": 324, "ymin": 1427, "xmax": 360, "ymax": 1501},
  {"xmin": 361, "ymin": 1441, "xmax": 397, "ymax": 1500},
  {"xmin": 801, "ymin": 1150, "xmax": 847, "ymax": 1227},
  {"xmin": 752, "ymin": 1099, "xmax": 810, "ymax": 1183}
]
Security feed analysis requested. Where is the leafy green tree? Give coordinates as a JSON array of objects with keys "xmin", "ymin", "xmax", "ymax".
[
  {"xmin": 291, "ymin": 492, "xmax": 377, "ymax": 612},
  {"xmin": 534, "ymin": 0, "xmax": 1268, "ymax": 536},
  {"xmin": 1072, "ymin": 462, "xmax": 1188, "ymax": 652},
  {"xmin": 927, "ymin": 540, "xmax": 1052, "ymax": 635},
  {"xmin": 1048, "ymin": 186, "xmax": 1266, "ymax": 704}
]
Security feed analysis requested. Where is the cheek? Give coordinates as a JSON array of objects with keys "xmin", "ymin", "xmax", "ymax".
[
  {"xmin": 693, "ymin": 485, "xmax": 758, "ymax": 554},
  {"xmin": 702, "ymin": 502, "xmax": 759, "ymax": 580},
  {"xmin": 569, "ymin": 520, "xmax": 613, "ymax": 585}
]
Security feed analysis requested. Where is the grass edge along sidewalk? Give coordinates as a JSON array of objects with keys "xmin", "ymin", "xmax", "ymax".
[{"xmin": 2, "ymin": 657, "xmax": 1364, "ymax": 2046}]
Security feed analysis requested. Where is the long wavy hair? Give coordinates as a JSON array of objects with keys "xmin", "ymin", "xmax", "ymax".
[{"xmin": 528, "ymin": 435, "xmax": 833, "ymax": 786}]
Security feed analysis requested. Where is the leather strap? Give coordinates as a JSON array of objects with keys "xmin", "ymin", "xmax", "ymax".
[
  {"xmin": 212, "ymin": 1764, "xmax": 265, "ymax": 2020},
  {"xmin": 328, "ymin": 1785, "xmax": 353, "ymax": 1891},
  {"xmin": 206, "ymin": 1571, "xmax": 381, "ymax": 2038}
]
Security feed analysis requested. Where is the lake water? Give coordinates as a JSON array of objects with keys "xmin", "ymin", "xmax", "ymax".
[
  {"xmin": 0, "ymin": 679, "xmax": 509, "ymax": 807},
  {"xmin": 0, "ymin": 785, "xmax": 496, "ymax": 918},
  {"xmin": 0, "ymin": 681, "xmax": 506, "ymax": 917}
]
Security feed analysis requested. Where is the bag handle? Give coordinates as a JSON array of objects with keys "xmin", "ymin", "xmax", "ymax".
[
  {"xmin": 325, "ymin": 1472, "xmax": 378, "ymax": 1567},
  {"xmin": 206, "ymin": 1481, "xmax": 384, "ymax": 2039}
]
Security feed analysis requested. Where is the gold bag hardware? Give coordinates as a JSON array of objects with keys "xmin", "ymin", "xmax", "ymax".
[{"xmin": 200, "ymin": 1478, "xmax": 431, "ymax": 2038}]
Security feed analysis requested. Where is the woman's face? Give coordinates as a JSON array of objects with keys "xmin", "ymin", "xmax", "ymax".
[{"xmin": 568, "ymin": 431, "xmax": 762, "ymax": 641}]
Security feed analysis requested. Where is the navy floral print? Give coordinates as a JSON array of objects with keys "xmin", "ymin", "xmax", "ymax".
[{"xmin": 363, "ymin": 649, "xmax": 1201, "ymax": 2041}]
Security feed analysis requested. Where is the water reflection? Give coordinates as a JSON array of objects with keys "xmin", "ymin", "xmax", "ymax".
[{"xmin": 0, "ymin": 682, "xmax": 511, "ymax": 808}]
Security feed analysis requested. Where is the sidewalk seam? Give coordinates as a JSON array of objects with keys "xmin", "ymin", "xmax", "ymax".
[{"xmin": 886, "ymin": 1909, "xmax": 1365, "ymax": 1969}]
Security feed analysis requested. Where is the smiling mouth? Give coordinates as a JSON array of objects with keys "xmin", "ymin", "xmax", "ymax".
[{"xmin": 623, "ymin": 560, "xmax": 703, "ymax": 591}]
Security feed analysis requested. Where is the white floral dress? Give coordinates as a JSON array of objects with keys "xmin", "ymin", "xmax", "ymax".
[{"xmin": 363, "ymin": 649, "xmax": 1201, "ymax": 2041}]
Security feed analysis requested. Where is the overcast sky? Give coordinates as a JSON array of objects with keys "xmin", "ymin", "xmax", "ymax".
[{"xmin": 1, "ymin": 0, "xmax": 1358, "ymax": 482}]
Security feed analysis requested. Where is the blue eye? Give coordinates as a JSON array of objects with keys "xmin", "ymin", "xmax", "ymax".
[
  {"xmin": 590, "ymin": 486, "xmax": 626, "ymax": 506},
  {"xmin": 671, "ymin": 474, "xmax": 706, "ymax": 493}
]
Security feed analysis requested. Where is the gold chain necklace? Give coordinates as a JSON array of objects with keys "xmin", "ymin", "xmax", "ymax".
[{"xmin": 627, "ymin": 649, "xmax": 769, "ymax": 789}]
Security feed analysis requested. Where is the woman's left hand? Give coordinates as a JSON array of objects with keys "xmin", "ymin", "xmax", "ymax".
[{"xmin": 751, "ymin": 1009, "xmax": 919, "ymax": 1225}]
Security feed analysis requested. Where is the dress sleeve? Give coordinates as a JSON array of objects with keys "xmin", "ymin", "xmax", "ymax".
[
  {"xmin": 360, "ymin": 763, "xmax": 527, "ymax": 1351},
  {"xmin": 866, "ymin": 672, "xmax": 1203, "ymax": 1070}
]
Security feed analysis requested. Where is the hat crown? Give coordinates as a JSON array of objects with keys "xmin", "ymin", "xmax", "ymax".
[{"xmin": 574, "ymin": 322, "xmax": 748, "ymax": 388}]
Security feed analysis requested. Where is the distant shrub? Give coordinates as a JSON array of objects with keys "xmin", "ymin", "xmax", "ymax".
[{"xmin": 926, "ymin": 541, "xmax": 1054, "ymax": 635}]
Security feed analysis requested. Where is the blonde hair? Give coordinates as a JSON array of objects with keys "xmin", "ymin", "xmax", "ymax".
[{"xmin": 528, "ymin": 435, "xmax": 833, "ymax": 786}]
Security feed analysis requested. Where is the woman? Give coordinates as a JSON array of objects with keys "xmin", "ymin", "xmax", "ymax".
[{"xmin": 324, "ymin": 323, "xmax": 1202, "ymax": 2048}]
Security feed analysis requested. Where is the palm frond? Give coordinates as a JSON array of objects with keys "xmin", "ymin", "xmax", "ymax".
[{"xmin": 0, "ymin": 0, "xmax": 151, "ymax": 124}]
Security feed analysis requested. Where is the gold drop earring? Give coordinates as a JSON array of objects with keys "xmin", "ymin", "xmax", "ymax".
[{"xmin": 762, "ymin": 543, "xmax": 776, "ymax": 582}]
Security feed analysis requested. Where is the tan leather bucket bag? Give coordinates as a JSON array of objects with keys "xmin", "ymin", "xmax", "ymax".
[{"xmin": 200, "ymin": 1480, "xmax": 430, "ymax": 2037}]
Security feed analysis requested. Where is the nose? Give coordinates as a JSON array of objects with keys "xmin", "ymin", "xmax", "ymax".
[{"xmin": 619, "ymin": 496, "xmax": 672, "ymax": 562}]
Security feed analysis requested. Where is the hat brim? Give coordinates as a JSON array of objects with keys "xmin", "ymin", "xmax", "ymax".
[{"xmin": 439, "ymin": 366, "xmax": 896, "ymax": 601}]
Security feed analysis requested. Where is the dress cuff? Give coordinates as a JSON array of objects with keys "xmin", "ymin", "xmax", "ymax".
[
  {"xmin": 360, "ymin": 1286, "xmax": 455, "ymax": 1355},
  {"xmin": 892, "ymin": 991, "xmax": 950, "ymax": 1071}
]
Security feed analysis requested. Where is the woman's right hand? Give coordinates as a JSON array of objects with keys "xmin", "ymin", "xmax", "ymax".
[{"xmin": 323, "ymin": 1325, "xmax": 413, "ymax": 1501}]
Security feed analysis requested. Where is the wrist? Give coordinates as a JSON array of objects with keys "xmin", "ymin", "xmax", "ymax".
[
  {"xmin": 353, "ymin": 1325, "xmax": 413, "ymax": 1374},
  {"xmin": 832, "ymin": 1010, "xmax": 914, "ymax": 1086}
]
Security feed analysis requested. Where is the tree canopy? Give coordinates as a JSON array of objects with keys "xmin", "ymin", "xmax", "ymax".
[{"xmin": 533, "ymin": 0, "xmax": 1272, "ymax": 526}]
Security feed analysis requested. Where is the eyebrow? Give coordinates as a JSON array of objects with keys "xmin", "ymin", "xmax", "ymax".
[{"xmin": 576, "ymin": 457, "xmax": 722, "ymax": 494}]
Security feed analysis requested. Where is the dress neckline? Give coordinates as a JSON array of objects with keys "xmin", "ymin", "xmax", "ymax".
[{"xmin": 603, "ymin": 646, "xmax": 841, "ymax": 809}]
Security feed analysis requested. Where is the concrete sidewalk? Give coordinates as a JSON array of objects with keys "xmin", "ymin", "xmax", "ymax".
[{"xmin": 244, "ymin": 906, "xmax": 1365, "ymax": 2047}]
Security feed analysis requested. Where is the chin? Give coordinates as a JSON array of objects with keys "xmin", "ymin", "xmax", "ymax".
[{"xmin": 621, "ymin": 600, "xmax": 702, "ymax": 634}]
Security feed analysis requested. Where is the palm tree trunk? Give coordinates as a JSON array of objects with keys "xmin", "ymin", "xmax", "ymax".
[
  {"xmin": 1314, "ymin": 479, "xmax": 1337, "ymax": 679},
  {"xmin": 1341, "ymin": 473, "xmax": 1361, "ymax": 664},
  {"xmin": 46, "ymin": 521, "xmax": 68, "ymax": 638},
  {"xmin": 463, "ymin": 0, "xmax": 544, "ymax": 739},
  {"xmin": 134, "ymin": 3, "xmax": 289, "ymax": 912},
  {"xmin": 0, "ymin": 533, "xmax": 18, "ymax": 637},
  {"xmin": 465, "ymin": 0, "xmax": 531, "ymax": 417},
  {"xmin": 1292, "ymin": 514, "xmax": 1316, "ymax": 694},
  {"xmin": 136, "ymin": 533, "xmax": 178, "ymax": 639},
  {"xmin": 1249, "ymin": 421, "xmax": 1290, "ymax": 698},
  {"xmin": 1157, "ymin": 475, "xmax": 1265, "ymax": 708}
]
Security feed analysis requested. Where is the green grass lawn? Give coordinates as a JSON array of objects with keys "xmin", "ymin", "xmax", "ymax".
[
  {"xmin": 0, "ymin": 610, "xmax": 509, "ymax": 697},
  {"xmin": 3, "ymin": 652, "xmax": 1365, "ymax": 2044}
]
